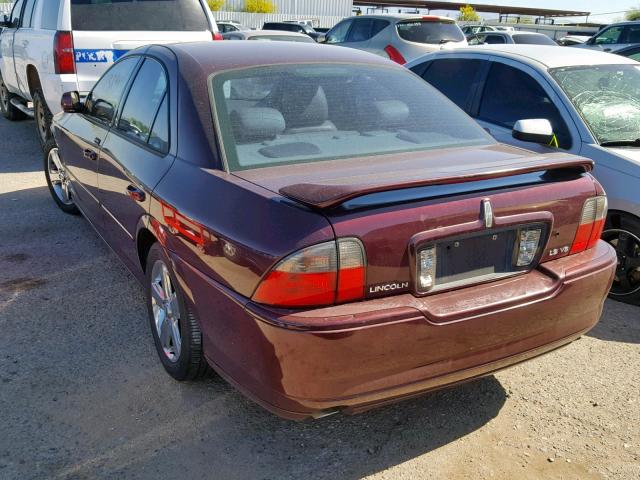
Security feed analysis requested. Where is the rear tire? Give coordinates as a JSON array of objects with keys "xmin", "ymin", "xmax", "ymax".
[
  {"xmin": 0, "ymin": 71, "xmax": 27, "ymax": 121},
  {"xmin": 33, "ymin": 88, "xmax": 53, "ymax": 148},
  {"xmin": 146, "ymin": 243, "xmax": 212, "ymax": 381},
  {"xmin": 603, "ymin": 213, "xmax": 640, "ymax": 305}
]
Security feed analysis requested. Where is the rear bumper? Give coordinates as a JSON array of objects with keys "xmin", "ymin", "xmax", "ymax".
[{"xmin": 176, "ymin": 241, "xmax": 616, "ymax": 420}]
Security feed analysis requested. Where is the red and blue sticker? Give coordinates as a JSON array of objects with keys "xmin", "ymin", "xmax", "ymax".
[{"xmin": 74, "ymin": 49, "xmax": 129, "ymax": 63}]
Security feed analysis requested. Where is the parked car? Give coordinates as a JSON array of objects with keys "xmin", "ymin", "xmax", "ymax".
[
  {"xmin": 217, "ymin": 21, "xmax": 245, "ymax": 34},
  {"xmin": 608, "ymin": 44, "xmax": 640, "ymax": 61},
  {"xmin": 46, "ymin": 41, "xmax": 616, "ymax": 418},
  {"xmin": 573, "ymin": 21, "xmax": 640, "ymax": 52},
  {"xmin": 467, "ymin": 31, "xmax": 557, "ymax": 46},
  {"xmin": 322, "ymin": 14, "xmax": 467, "ymax": 64},
  {"xmin": 0, "ymin": 0, "xmax": 220, "ymax": 147},
  {"xmin": 223, "ymin": 30, "xmax": 315, "ymax": 43},
  {"xmin": 461, "ymin": 25, "xmax": 497, "ymax": 35},
  {"xmin": 262, "ymin": 22, "xmax": 322, "ymax": 41},
  {"xmin": 557, "ymin": 35, "xmax": 592, "ymax": 46},
  {"xmin": 407, "ymin": 45, "xmax": 640, "ymax": 303}
]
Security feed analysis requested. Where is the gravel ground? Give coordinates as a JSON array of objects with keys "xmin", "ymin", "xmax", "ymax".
[{"xmin": 0, "ymin": 116, "xmax": 639, "ymax": 480}]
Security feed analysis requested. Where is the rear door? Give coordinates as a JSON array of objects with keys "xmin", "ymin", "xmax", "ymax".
[
  {"xmin": 69, "ymin": 0, "xmax": 212, "ymax": 93},
  {"xmin": 58, "ymin": 56, "xmax": 140, "ymax": 224},
  {"xmin": 97, "ymin": 56, "xmax": 174, "ymax": 269},
  {"xmin": 0, "ymin": 0, "xmax": 24, "ymax": 93}
]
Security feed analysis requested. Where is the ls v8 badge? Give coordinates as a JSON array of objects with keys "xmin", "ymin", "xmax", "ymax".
[{"xmin": 549, "ymin": 246, "xmax": 570, "ymax": 256}]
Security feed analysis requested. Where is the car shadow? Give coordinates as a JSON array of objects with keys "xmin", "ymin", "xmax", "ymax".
[{"xmin": 586, "ymin": 299, "xmax": 640, "ymax": 344}]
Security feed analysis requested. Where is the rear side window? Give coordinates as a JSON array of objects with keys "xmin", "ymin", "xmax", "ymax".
[
  {"xmin": 512, "ymin": 34, "xmax": 556, "ymax": 45},
  {"xmin": 478, "ymin": 62, "xmax": 571, "ymax": 149},
  {"xmin": 347, "ymin": 19, "xmax": 373, "ymax": 42},
  {"xmin": 40, "ymin": 0, "xmax": 61, "ymax": 30},
  {"xmin": 623, "ymin": 25, "xmax": 640, "ymax": 43},
  {"xmin": 70, "ymin": 0, "xmax": 209, "ymax": 31},
  {"xmin": 423, "ymin": 59, "xmax": 483, "ymax": 110},
  {"xmin": 118, "ymin": 58, "xmax": 168, "ymax": 152},
  {"xmin": 85, "ymin": 57, "xmax": 139, "ymax": 125},
  {"xmin": 396, "ymin": 19, "xmax": 465, "ymax": 44}
]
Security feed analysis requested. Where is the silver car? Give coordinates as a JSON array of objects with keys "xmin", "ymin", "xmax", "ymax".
[
  {"xmin": 573, "ymin": 21, "xmax": 640, "ymax": 52},
  {"xmin": 407, "ymin": 45, "xmax": 640, "ymax": 303},
  {"xmin": 467, "ymin": 31, "xmax": 557, "ymax": 46},
  {"xmin": 323, "ymin": 14, "xmax": 467, "ymax": 64}
]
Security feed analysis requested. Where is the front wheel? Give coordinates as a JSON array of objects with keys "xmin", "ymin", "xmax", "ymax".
[
  {"xmin": 602, "ymin": 214, "xmax": 640, "ymax": 305},
  {"xmin": 146, "ymin": 243, "xmax": 212, "ymax": 380},
  {"xmin": 43, "ymin": 139, "xmax": 79, "ymax": 215},
  {"xmin": 0, "ymin": 71, "xmax": 26, "ymax": 121}
]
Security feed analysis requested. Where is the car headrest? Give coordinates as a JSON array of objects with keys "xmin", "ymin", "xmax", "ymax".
[
  {"xmin": 373, "ymin": 100, "xmax": 410, "ymax": 128},
  {"xmin": 281, "ymin": 83, "xmax": 329, "ymax": 128},
  {"xmin": 230, "ymin": 107, "xmax": 286, "ymax": 143}
]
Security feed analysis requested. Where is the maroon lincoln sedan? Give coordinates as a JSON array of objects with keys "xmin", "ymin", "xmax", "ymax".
[{"xmin": 45, "ymin": 42, "xmax": 616, "ymax": 419}]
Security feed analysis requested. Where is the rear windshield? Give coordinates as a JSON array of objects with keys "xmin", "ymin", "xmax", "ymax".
[
  {"xmin": 248, "ymin": 35, "xmax": 314, "ymax": 43},
  {"xmin": 396, "ymin": 19, "xmax": 465, "ymax": 44},
  {"xmin": 210, "ymin": 64, "xmax": 493, "ymax": 171},
  {"xmin": 70, "ymin": 0, "xmax": 209, "ymax": 31},
  {"xmin": 512, "ymin": 34, "xmax": 557, "ymax": 45},
  {"xmin": 263, "ymin": 23, "xmax": 299, "ymax": 32}
]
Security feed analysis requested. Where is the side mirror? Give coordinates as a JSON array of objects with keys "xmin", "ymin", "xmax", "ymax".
[
  {"xmin": 0, "ymin": 15, "xmax": 10, "ymax": 28},
  {"xmin": 61, "ymin": 91, "xmax": 84, "ymax": 113},
  {"xmin": 512, "ymin": 119, "xmax": 555, "ymax": 145},
  {"xmin": 316, "ymin": 34, "xmax": 326, "ymax": 43}
]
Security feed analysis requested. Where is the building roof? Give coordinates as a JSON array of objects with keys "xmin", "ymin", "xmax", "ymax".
[
  {"xmin": 413, "ymin": 45, "xmax": 638, "ymax": 69},
  {"xmin": 353, "ymin": 1, "xmax": 590, "ymax": 18}
]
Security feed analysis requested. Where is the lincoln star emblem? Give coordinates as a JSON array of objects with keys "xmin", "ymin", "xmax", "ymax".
[{"xmin": 482, "ymin": 199, "xmax": 493, "ymax": 229}]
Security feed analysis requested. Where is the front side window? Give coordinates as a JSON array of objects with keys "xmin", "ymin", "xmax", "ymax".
[
  {"xmin": 551, "ymin": 64, "xmax": 640, "ymax": 145},
  {"xmin": 423, "ymin": 58, "xmax": 483, "ymax": 110},
  {"xmin": 594, "ymin": 26, "xmax": 623, "ymax": 45},
  {"xmin": 211, "ymin": 64, "xmax": 493, "ymax": 171},
  {"xmin": 10, "ymin": 0, "xmax": 24, "ymax": 27},
  {"xmin": 325, "ymin": 19, "xmax": 353, "ymax": 44},
  {"xmin": 85, "ymin": 57, "xmax": 139, "ymax": 124},
  {"xmin": 479, "ymin": 62, "xmax": 571, "ymax": 148},
  {"xmin": 70, "ymin": 0, "xmax": 209, "ymax": 31},
  {"xmin": 396, "ymin": 19, "xmax": 465, "ymax": 44},
  {"xmin": 118, "ymin": 58, "xmax": 168, "ymax": 151}
]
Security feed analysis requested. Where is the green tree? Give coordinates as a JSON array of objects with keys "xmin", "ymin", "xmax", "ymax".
[
  {"xmin": 457, "ymin": 5, "xmax": 480, "ymax": 22},
  {"xmin": 626, "ymin": 7, "xmax": 640, "ymax": 21},
  {"xmin": 243, "ymin": 0, "xmax": 276, "ymax": 13},
  {"xmin": 207, "ymin": 0, "xmax": 225, "ymax": 10}
]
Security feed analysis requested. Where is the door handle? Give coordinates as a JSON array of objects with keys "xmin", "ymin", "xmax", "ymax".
[
  {"xmin": 126, "ymin": 185, "xmax": 146, "ymax": 202},
  {"xmin": 83, "ymin": 149, "xmax": 98, "ymax": 161}
]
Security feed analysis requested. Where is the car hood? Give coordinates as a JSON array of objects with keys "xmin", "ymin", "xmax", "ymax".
[{"xmin": 233, "ymin": 144, "xmax": 593, "ymax": 209}]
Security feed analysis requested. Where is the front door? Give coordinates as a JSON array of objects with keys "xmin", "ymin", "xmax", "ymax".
[{"xmin": 0, "ymin": 0, "xmax": 24, "ymax": 93}]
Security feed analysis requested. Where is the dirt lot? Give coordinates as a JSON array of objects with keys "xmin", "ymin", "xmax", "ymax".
[{"xmin": 1, "ymin": 116, "xmax": 639, "ymax": 480}]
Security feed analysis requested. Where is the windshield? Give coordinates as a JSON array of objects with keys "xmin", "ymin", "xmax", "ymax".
[
  {"xmin": 210, "ymin": 64, "xmax": 493, "ymax": 171},
  {"xmin": 551, "ymin": 64, "xmax": 640, "ymax": 145},
  {"xmin": 396, "ymin": 19, "xmax": 465, "ymax": 44},
  {"xmin": 70, "ymin": 0, "xmax": 209, "ymax": 31}
]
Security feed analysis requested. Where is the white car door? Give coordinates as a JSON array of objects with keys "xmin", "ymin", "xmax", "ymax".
[{"xmin": 0, "ymin": 0, "xmax": 24, "ymax": 94}]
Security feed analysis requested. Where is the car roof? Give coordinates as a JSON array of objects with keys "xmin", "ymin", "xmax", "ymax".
[
  {"xmin": 417, "ymin": 44, "xmax": 639, "ymax": 69},
  {"xmin": 349, "ymin": 14, "xmax": 452, "ymax": 21},
  {"xmin": 168, "ymin": 41, "xmax": 394, "ymax": 74}
]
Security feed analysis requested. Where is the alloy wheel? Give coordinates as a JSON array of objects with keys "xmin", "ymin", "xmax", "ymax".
[
  {"xmin": 602, "ymin": 228, "xmax": 640, "ymax": 296},
  {"xmin": 47, "ymin": 147, "xmax": 73, "ymax": 205},
  {"xmin": 150, "ymin": 260, "xmax": 182, "ymax": 362}
]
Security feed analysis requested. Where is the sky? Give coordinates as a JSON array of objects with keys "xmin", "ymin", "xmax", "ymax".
[{"xmin": 361, "ymin": 1, "xmax": 637, "ymax": 24}]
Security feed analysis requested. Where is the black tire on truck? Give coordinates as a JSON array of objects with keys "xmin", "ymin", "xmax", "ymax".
[
  {"xmin": 33, "ymin": 88, "xmax": 53, "ymax": 148},
  {"xmin": 0, "ymin": 71, "xmax": 27, "ymax": 121}
]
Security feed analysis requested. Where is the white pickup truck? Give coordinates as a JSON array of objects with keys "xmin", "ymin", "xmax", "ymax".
[{"xmin": 0, "ymin": 0, "xmax": 220, "ymax": 147}]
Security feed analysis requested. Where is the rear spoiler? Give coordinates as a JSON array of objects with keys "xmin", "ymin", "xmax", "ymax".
[{"xmin": 279, "ymin": 156, "xmax": 593, "ymax": 210}]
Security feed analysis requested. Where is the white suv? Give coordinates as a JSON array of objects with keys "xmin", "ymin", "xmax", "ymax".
[{"xmin": 0, "ymin": 0, "xmax": 219, "ymax": 147}]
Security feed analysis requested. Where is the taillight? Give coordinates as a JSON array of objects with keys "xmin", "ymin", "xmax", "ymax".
[
  {"xmin": 252, "ymin": 238, "xmax": 366, "ymax": 308},
  {"xmin": 570, "ymin": 196, "xmax": 608, "ymax": 254},
  {"xmin": 54, "ymin": 31, "xmax": 75, "ymax": 74},
  {"xmin": 384, "ymin": 45, "xmax": 406, "ymax": 64},
  {"xmin": 212, "ymin": 31, "xmax": 223, "ymax": 41}
]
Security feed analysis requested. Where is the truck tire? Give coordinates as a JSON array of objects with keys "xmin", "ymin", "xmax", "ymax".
[
  {"xmin": 0, "ymin": 71, "xmax": 27, "ymax": 121},
  {"xmin": 33, "ymin": 88, "xmax": 53, "ymax": 148}
]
